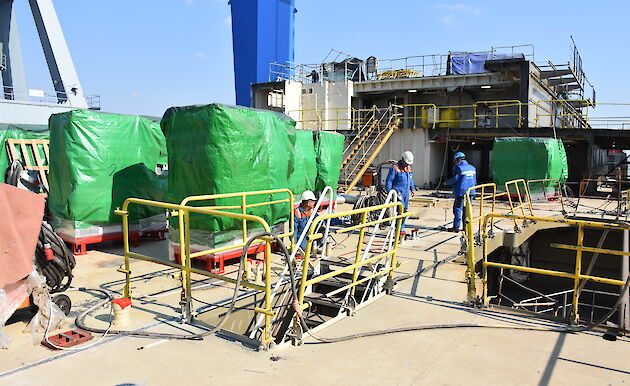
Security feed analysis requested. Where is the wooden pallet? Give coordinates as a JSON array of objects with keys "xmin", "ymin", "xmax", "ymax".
[
  {"xmin": 5, "ymin": 138, "xmax": 50, "ymax": 193},
  {"xmin": 410, "ymin": 196, "xmax": 438, "ymax": 207}
]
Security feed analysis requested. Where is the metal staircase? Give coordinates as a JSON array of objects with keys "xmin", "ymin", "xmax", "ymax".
[{"xmin": 338, "ymin": 105, "xmax": 399, "ymax": 193}]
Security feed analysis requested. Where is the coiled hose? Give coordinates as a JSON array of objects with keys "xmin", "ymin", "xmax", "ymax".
[{"xmin": 35, "ymin": 221, "xmax": 76, "ymax": 293}]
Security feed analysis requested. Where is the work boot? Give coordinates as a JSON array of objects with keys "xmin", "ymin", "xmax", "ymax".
[{"xmin": 448, "ymin": 227, "xmax": 460, "ymax": 233}]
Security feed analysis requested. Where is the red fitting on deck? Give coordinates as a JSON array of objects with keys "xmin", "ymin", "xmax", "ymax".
[{"xmin": 112, "ymin": 297, "xmax": 132, "ymax": 309}]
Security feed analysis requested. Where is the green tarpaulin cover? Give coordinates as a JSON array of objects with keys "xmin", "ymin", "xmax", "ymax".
[
  {"xmin": 161, "ymin": 104, "xmax": 296, "ymax": 243},
  {"xmin": 0, "ymin": 128, "xmax": 49, "ymax": 183},
  {"xmin": 289, "ymin": 130, "xmax": 317, "ymax": 195},
  {"xmin": 314, "ymin": 131, "xmax": 345, "ymax": 193},
  {"xmin": 48, "ymin": 110, "xmax": 167, "ymax": 227},
  {"xmin": 492, "ymin": 137, "xmax": 568, "ymax": 190}
]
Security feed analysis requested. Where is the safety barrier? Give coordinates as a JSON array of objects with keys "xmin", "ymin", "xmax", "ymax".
[
  {"xmin": 179, "ymin": 189, "xmax": 295, "ymax": 256},
  {"xmin": 295, "ymin": 201, "xmax": 413, "ymax": 316},
  {"xmin": 505, "ymin": 179, "xmax": 534, "ymax": 226},
  {"xmin": 247, "ymin": 186, "xmax": 336, "ymax": 339},
  {"xmin": 534, "ymin": 99, "xmax": 590, "ymax": 129},
  {"xmin": 463, "ymin": 179, "xmax": 565, "ymax": 300},
  {"xmin": 115, "ymin": 189, "xmax": 296, "ymax": 347},
  {"xmin": 477, "ymin": 213, "xmax": 630, "ymax": 324},
  {"xmin": 287, "ymin": 100, "xmax": 630, "ymax": 132},
  {"xmin": 473, "ymin": 100, "xmax": 523, "ymax": 129},
  {"xmin": 527, "ymin": 178, "xmax": 566, "ymax": 213}
]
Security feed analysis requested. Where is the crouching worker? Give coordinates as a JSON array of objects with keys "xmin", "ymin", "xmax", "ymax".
[
  {"xmin": 294, "ymin": 190, "xmax": 318, "ymax": 253},
  {"xmin": 445, "ymin": 152, "xmax": 477, "ymax": 232}
]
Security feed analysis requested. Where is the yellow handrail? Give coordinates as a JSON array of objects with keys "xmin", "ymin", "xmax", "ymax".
[
  {"xmin": 478, "ymin": 213, "xmax": 630, "ymax": 323},
  {"xmin": 295, "ymin": 201, "xmax": 413, "ymax": 317},
  {"xmin": 505, "ymin": 178, "xmax": 534, "ymax": 222},
  {"xmin": 115, "ymin": 192, "xmax": 294, "ymax": 348},
  {"xmin": 180, "ymin": 188, "xmax": 295, "ymax": 253},
  {"xmin": 526, "ymin": 178, "xmax": 565, "ymax": 213}
]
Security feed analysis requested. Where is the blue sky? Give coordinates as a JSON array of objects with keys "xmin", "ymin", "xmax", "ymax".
[{"xmin": 11, "ymin": 0, "xmax": 630, "ymax": 118}]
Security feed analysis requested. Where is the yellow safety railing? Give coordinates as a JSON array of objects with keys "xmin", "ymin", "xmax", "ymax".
[
  {"xmin": 473, "ymin": 100, "xmax": 523, "ymax": 129},
  {"xmin": 114, "ymin": 189, "xmax": 296, "ymax": 348},
  {"xmin": 527, "ymin": 178, "xmax": 566, "ymax": 213},
  {"xmin": 287, "ymin": 106, "xmax": 377, "ymax": 131},
  {"xmin": 180, "ymin": 189, "xmax": 295, "ymax": 255},
  {"xmin": 463, "ymin": 182, "xmax": 513, "ymax": 300},
  {"xmin": 464, "ymin": 183, "xmax": 501, "ymax": 238},
  {"xmin": 534, "ymin": 99, "xmax": 591, "ymax": 129},
  {"xmin": 477, "ymin": 213, "xmax": 630, "ymax": 324},
  {"xmin": 505, "ymin": 179, "xmax": 534, "ymax": 225},
  {"xmin": 295, "ymin": 201, "xmax": 414, "ymax": 315},
  {"xmin": 397, "ymin": 104, "xmax": 438, "ymax": 129},
  {"xmin": 463, "ymin": 179, "xmax": 569, "ymax": 300},
  {"xmin": 288, "ymin": 99, "xmax": 630, "ymax": 132}
]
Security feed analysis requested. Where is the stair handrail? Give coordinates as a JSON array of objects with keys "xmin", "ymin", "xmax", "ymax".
[
  {"xmin": 248, "ymin": 186, "xmax": 335, "ymax": 339},
  {"xmin": 358, "ymin": 189, "xmax": 401, "ymax": 303},
  {"xmin": 342, "ymin": 105, "xmax": 381, "ymax": 157},
  {"xmin": 341, "ymin": 109, "xmax": 398, "ymax": 185}
]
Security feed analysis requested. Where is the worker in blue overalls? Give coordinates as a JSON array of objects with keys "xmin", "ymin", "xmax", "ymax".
[
  {"xmin": 386, "ymin": 151, "xmax": 415, "ymax": 233},
  {"xmin": 294, "ymin": 190, "xmax": 317, "ymax": 252},
  {"xmin": 445, "ymin": 151, "xmax": 477, "ymax": 232}
]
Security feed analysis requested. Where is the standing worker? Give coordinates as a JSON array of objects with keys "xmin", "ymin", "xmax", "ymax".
[
  {"xmin": 294, "ymin": 190, "xmax": 318, "ymax": 252},
  {"xmin": 445, "ymin": 152, "xmax": 477, "ymax": 232},
  {"xmin": 386, "ymin": 151, "xmax": 415, "ymax": 233}
]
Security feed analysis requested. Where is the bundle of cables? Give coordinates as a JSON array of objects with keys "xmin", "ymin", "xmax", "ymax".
[
  {"xmin": 34, "ymin": 221, "xmax": 76, "ymax": 293},
  {"xmin": 350, "ymin": 161, "xmax": 398, "ymax": 226},
  {"xmin": 6, "ymin": 159, "xmax": 75, "ymax": 293}
]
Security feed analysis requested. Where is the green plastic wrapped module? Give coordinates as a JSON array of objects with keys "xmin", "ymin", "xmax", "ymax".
[
  {"xmin": 48, "ymin": 110, "xmax": 168, "ymax": 229},
  {"xmin": 161, "ymin": 104, "xmax": 296, "ymax": 246},
  {"xmin": 288, "ymin": 130, "xmax": 317, "ymax": 195},
  {"xmin": 492, "ymin": 137, "xmax": 568, "ymax": 191},
  {"xmin": 0, "ymin": 128, "xmax": 49, "ymax": 183},
  {"xmin": 314, "ymin": 131, "xmax": 345, "ymax": 193}
]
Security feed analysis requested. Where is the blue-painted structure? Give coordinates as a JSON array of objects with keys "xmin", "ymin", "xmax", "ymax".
[{"xmin": 229, "ymin": 0, "xmax": 296, "ymax": 106}]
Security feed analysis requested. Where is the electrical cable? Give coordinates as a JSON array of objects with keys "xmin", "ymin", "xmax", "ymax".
[
  {"xmin": 43, "ymin": 289, "xmax": 113, "ymax": 351},
  {"xmin": 278, "ymin": 235, "xmax": 630, "ymax": 343},
  {"xmin": 434, "ymin": 127, "xmax": 450, "ymax": 191},
  {"xmin": 72, "ymin": 231, "xmax": 262, "ymax": 341},
  {"xmin": 34, "ymin": 221, "xmax": 75, "ymax": 293}
]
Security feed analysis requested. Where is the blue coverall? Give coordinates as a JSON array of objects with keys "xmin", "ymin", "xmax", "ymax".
[
  {"xmin": 294, "ymin": 206, "xmax": 317, "ymax": 251},
  {"xmin": 386, "ymin": 161, "xmax": 415, "ymax": 230},
  {"xmin": 445, "ymin": 159, "xmax": 477, "ymax": 229}
]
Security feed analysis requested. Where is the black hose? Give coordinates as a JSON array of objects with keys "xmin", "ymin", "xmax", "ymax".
[
  {"xmin": 277, "ymin": 236, "xmax": 630, "ymax": 343},
  {"xmin": 74, "ymin": 230, "xmax": 258, "ymax": 340},
  {"xmin": 34, "ymin": 221, "xmax": 75, "ymax": 293}
]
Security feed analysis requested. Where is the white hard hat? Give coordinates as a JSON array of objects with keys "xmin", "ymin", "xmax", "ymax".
[
  {"xmin": 301, "ymin": 190, "xmax": 316, "ymax": 201},
  {"xmin": 402, "ymin": 151, "xmax": 414, "ymax": 165}
]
